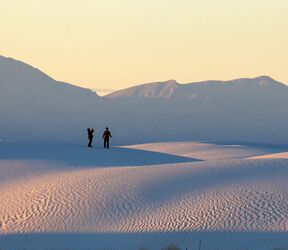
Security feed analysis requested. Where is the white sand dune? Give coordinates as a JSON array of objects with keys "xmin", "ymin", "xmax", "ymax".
[
  {"xmin": 250, "ymin": 151, "xmax": 288, "ymax": 159},
  {"xmin": 0, "ymin": 142, "xmax": 288, "ymax": 250},
  {"xmin": 123, "ymin": 141, "xmax": 283, "ymax": 161}
]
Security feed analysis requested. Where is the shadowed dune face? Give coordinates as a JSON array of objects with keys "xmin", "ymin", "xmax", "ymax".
[
  {"xmin": 0, "ymin": 142, "xmax": 198, "ymax": 167},
  {"xmin": 1, "ymin": 232, "xmax": 288, "ymax": 250}
]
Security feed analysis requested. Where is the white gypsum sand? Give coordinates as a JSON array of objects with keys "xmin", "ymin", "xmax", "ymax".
[{"xmin": 0, "ymin": 142, "xmax": 287, "ymax": 250}]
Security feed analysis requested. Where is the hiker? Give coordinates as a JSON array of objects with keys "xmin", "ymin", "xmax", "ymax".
[
  {"xmin": 102, "ymin": 127, "xmax": 112, "ymax": 149},
  {"xmin": 87, "ymin": 128, "xmax": 94, "ymax": 147}
]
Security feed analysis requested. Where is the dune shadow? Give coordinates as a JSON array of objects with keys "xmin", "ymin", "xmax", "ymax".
[
  {"xmin": 0, "ymin": 231, "xmax": 287, "ymax": 250},
  {"xmin": 0, "ymin": 142, "xmax": 200, "ymax": 167}
]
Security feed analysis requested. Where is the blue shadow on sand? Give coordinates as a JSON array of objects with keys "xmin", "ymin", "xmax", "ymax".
[
  {"xmin": 0, "ymin": 142, "xmax": 200, "ymax": 167},
  {"xmin": 0, "ymin": 232, "xmax": 287, "ymax": 250}
]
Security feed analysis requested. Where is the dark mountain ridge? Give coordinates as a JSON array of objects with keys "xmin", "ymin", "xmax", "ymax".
[{"xmin": 0, "ymin": 55, "xmax": 287, "ymax": 145}]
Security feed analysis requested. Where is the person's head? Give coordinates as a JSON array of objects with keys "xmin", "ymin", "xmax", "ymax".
[
  {"xmin": 87, "ymin": 128, "xmax": 90, "ymax": 132},
  {"xmin": 106, "ymin": 127, "xmax": 109, "ymax": 131}
]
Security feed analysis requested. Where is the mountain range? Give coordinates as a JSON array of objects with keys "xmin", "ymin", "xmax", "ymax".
[{"xmin": 0, "ymin": 55, "xmax": 287, "ymax": 145}]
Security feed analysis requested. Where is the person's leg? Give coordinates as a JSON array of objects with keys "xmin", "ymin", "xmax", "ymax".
[
  {"xmin": 107, "ymin": 140, "xmax": 109, "ymax": 149},
  {"xmin": 88, "ymin": 139, "xmax": 92, "ymax": 147},
  {"xmin": 104, "ymin": 140, "xmax": 106, "ymax": 148}
]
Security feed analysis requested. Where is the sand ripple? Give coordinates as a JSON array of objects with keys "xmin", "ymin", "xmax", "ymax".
[{"xmin": 1, "ymin": 159, "xmax": 288, "ymax": 234}]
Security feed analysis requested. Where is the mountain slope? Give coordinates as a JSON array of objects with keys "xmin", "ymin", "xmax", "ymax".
[
  {"xmin": 104, "ymin": 76, "xmax": 288, "ymax": 144},
  {"xmin": 106, "ymin": 76, "xmax": 287, "ymax": 100},
  {"xmin": 0, "ymin": 56, "xmax": 100, "ymax": 142},
  {"xmin": 106, "ymin": 79, "xmax": 180, "ymax": 98},
  {"xmin": 0, "ymin": 55, "xmax": 288, "ymax": 144},
  {"xmin": 0, "ymin": 55, "xmax": 99, "ymax": 102}
]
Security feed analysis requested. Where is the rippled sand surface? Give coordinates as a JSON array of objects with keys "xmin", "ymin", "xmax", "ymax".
[{"xmin": 0, "ymin": 142, "xmax": 288, "ymax": 250}]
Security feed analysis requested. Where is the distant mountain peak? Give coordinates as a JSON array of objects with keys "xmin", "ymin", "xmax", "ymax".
[
  {"xmin": 0, "ymin": 55, "xmax": 99, "ymax": 98},
  {"xmin": 226, "ymin": 76, "xmax": 286, "ymax": 88},
  {"xmin": 164, "ymin": 79, "xmax": 179, "ymax": 85},
  {"xmin": 106, "ymin": 79, "xmax": 180, "ymax": 98},
  {"xmin": 0, "ymin": 55, "xmax": 56, "ymax": 84},
  {"xmin": 106, "ymin": 76, "xmax": 287, "ymax": 99},
  {"xmin": 255, "ymin": 75, "xmax": 273, "ymax": 80},
  {"xmin": 254, "ymin": 75, "xmax": 285, "ymax": 86}
]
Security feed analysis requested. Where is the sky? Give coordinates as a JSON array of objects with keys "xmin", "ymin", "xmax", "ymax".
[{"xmin": 1, "ymin": 0, "xmax": 288, "ymax": 93}]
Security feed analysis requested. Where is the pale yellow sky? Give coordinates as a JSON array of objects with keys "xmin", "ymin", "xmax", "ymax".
[{"xmin": 1, "ymin": 0, "xmax": 288, "ymax": 91}]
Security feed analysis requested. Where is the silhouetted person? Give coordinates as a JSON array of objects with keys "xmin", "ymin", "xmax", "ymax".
[
  {"xmin": 102, "ymin": 127, "xmax": 112, "ymax": 149},
  {"xmin": 87, "ymin": 128, "xmax": 94, "ymax": 147}
]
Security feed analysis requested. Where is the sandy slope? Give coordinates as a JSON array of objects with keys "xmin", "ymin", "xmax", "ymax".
[
  {"xmin": 250, "ymin": 152, "xmax": 288, "ymax": 159},
  {"xmin": 0, "ymin": 142, "xmax": 288, "ymax": 250},
  {"xmin": 123, "ymin": 141, "xmax": 284, "ymax": 160}
]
